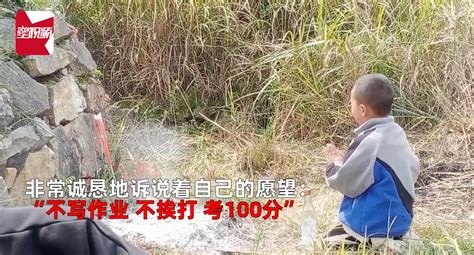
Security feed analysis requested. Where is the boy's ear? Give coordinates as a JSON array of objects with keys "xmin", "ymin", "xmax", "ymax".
[{"xmin": 359, "ymin": 104, "xmax": 367, "ymax": 116}]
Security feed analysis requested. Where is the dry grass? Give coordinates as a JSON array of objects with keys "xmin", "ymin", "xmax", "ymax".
[
  {"xmin": 166, "ymin": 121, "xmax": 473, "ymax": 253},
  {"xmin": 410, "ymin": 118, "xmax": 473, "ymax": 223},
  {"xmin": 100, "ymin": 99, "xmax": 472, "ymax": 253},
  {"xmin": 178, "ymin": 129, "xmax": 324, "ymax": 187},
  {"xmin": 62, "ymin": 0, "xmax": 472, "ymax": 143}
]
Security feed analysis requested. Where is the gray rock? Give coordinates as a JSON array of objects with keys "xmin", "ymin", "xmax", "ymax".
[
  {"xmin": 3, "ymin": 167, "xmax": 16, "ymax": 189},
  {"xmin": 82, "ymin": 82, "xmax": 111, "ymax": 113},
  {"xmin": 0, "ymin": 176, "xmax": 10, "ymax": 207},
  {"xmin": 0, "ymin": 123, "xmax": 54, "ymax": 167},
  {"xmin": 0, "ymin": 18, "xmax": 14, "ymax": 54},
  {"xmin": 0, "ymin": 126, "xmax": 39, "ymax": 166},
  {"xmin": 54, "ymin": 12, "xmax": 70, "ymax": 40},
  {"xmin": 63, "ymin": 113, "xmax": 103, "ymax": 177},
  {"xmin": 48, "ymin": 126, "xmax": 80, "ymax": 179},
  {"xmin": 0, "ymin": 88, "xmax": 14, "ymax": 128},
  {"xmin": 0, "ymin": 11, "xmax": 15, "ymax": 19},
  {"xmin": 5, "ymin": 152, "xmax": 28, "ymax": 170},
  {"xmin": 0, "ymin": 61, "xmax": 50, "ymax": 116},
  {"xmin": 22, "ymin": 47, "xmax": 73, "ymax": 77},
  {"xmin": 49, "ymin": 75, "xmax": 87, "ymax": 126},
  {"xmin": 0, "ymin": 137, "xmax": 12, "ymax": 167},
  {"xmin": 32, "ymin": 117, "xmax": 54, "ymax": 150},
  {"xmin": 0, "ymin": 6, "xmax": 16, "ymax": 18},
  {"xmin": 61, "ymin": 38, "xmax": 97, "ymax": 75},
  {"xmin": 9, "ymin": 147, "xmax": 57, "ymax": 206}
]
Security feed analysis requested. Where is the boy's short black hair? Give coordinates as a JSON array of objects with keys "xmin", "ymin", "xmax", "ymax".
[{"xmin": 354, "ymin": 74, "xmax": 394, "ymax": 116}]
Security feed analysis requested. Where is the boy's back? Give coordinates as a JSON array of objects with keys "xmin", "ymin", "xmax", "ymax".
[
  {"xmin": 326, "ymin": 115, "xmax": 419, "ymax": 237},
  {"xmin": 323, "ymin": 74, "xmax": 420, "ymax": 244}
]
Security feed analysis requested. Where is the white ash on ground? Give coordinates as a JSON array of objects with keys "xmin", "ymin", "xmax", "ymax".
[{"xmin": 104, "ymin": 205, "xmax": 256, "ymax": 253}]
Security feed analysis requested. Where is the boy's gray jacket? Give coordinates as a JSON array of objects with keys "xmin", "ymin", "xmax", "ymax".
[{"xmin": 325, "ymin": 116, "xmax": 420, "ymax": 237}]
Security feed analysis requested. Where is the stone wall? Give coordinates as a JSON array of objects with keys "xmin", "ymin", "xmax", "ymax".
[{"xmin": 0, "ymin": 5, "xmax": 111, "ymax": 206}]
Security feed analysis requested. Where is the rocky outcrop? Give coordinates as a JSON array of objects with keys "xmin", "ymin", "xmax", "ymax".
[
  {"xmin": 81, "ymin": 78, "xmax": 111, "ymax": 113},
  {"xmin": 32, "ymin": 117, "xmax": 55, "ymax": 150},
  {"xmin": 48, "ymin": 126, "xmax": 80, "ymax": 179},
  {"xmin": 54, "ymin": 11, "xmax": 71, "ymax": 41},
  {"xmin": 0, "ymin": 89, "xmax": 14, "ymax": 129},
  {"xmin": 9, "ymin": 148, "xmax": 57, "ymax": 206},
  {"xmin": 63, "ymin": 113, "xmax": 103, "ymax": 177},
  {"xmin": 49, "ymin": 75, "xmax": 87, "ymax": 126},
  {"xmin": 0, "ymin": 121, "xmax": 55, "ymax": 166},
  {"xmin": 0, "ymin": 7, "xmax": 111, "ymax": 206},
  {"xmin": 2, "ymin": 167, "xmax": 16, "ymax": 189},
  {"xmin": 60, "ymin": 39, "xmax": 98, "ymax": 75},
  {"xmin": 0, "ymin": 18, "xmax": 14, "ymax": 54},
  {"xmin": 23, "ymin": 48, "xmax": 73, "ymax": 77},
  {"xmin": 0, "ymin": 177, "xmax": 9, "ymax": 206},
  {"xmin": 0, "ymin": 61, "xmax": 50, "ymax": 116},
  {"xmin": 0, "ymin": 126, "xmax": 41, "ymax": 167},
  {"xmin": 48, "ymin": 113, "xmax": 103, "ymax": 179}
]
